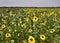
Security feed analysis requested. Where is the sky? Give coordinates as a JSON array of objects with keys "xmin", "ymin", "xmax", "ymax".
[{"xmin": 0, "ymin": 0, "xmax": 60, "ymax": 7}]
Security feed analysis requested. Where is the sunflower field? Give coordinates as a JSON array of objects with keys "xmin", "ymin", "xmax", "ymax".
[{"xmin": 0, "ymin": 7, "xmax": 60, "ymax": 43}]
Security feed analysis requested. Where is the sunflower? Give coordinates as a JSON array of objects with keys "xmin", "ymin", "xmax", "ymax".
[
  {"xmin": 8, "ymin": 29, "xmax": 11, "ymax": 32},
  {"xmin": 50, "ymin": 29, "xmax": 55, "ymax": 33},
  {"xmin": 28, "ymin": 29, "xmax": 33, "ymax": 33},
  {"xmin": 53, "ymin": 18, "xmax": 58, "ymax": 22},
  {"xmin": 18, "ymin": 33, "xmax": 20, "ymax": 36},
  {"xmin": 28, "ymin": 36, "xmax": 35, "ymax": 43},
  {"xmin": 1, "ymin": 24, "xmax": 6, "ymax": 29},
  {"xmin": 40, "ymin": 34, "xmax": 46, "ymax": 40},
  {"xmin": 25, "ymin": 17, "xmax": 29, "ymax": 22},
  {"xmin": 32, "ymin": 16, "xmax": 38, "ymax": 22},
  {"xmin": 11, "ymin": 40, "xmax": 14, "ymax": 43},
  {"xmin": 9, "ymin": 11, "xmax": 15, "ymax": 17},
  {"xmin": 14, "ymin": 29, "xmax": 17, "ymax": 32},
  {"xmin": 5, "ymin": 33, "xmax": 11, "ymax": 38},
  {"xmin": 40, "ymin": 20, "xmax": 47, "ymax": 26},
  {"xmin": 4, "ymin": 16, "xmax": 8, "ymax": 19},
  {"xmin": 21, "ymin": 23, "xmax": 26, "ymax": 28},
  {"xmin": 11, "ymin": 21, "xmax": 15, "ymax": 24},
  {"xmin": 22, "ymin": 40, "xmax": 27, "ymax": 43},
  {"xmin": 0, "ymin": 24, "xmax": 6, "ymax": 30},
  {"xmin": 47, "ymin": 12, "xmax": 54, "ymax": 17}
]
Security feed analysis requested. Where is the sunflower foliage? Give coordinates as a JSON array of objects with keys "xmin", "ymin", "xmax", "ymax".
[{"xmin": 0, "ymin": 8, "xmax": 60, "ymax": 43}]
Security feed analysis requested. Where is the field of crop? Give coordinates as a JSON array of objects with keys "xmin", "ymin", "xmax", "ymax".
[{"xmin": 0, "ymin": 8, "xmax": 60, "ymax": 43}]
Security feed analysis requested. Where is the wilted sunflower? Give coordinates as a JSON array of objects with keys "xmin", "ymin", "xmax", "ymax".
[
  {"xmin": 50, "ymin": 29, "xmax": 55, "ymax": 33},
  {"xmin": 5, "ymin": 33, "xmax": 11, "ymax": 38},
  {"xmin": 40, "ymin": 34, "xmax": 46, "ymax": 41},
  {"xmin": 32, "ymin": 16, "xmax": 38, "ymax": 22},
  {"xmin": 28, "ymin": 36, "xmax": 35, "ymax": 43}
]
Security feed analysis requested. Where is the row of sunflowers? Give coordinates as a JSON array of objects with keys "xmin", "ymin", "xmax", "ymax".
[{"xmin": 0, "ymin": 8, "xmax": 60, "ymax": 43}]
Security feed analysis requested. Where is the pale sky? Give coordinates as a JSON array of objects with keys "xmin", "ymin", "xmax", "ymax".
[{"xmin": 0, "ymin": 0, "xmax": 60, "ymax": 7}]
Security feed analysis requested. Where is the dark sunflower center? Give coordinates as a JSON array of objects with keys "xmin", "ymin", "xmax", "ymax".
[
  {"xmin": 7, "ymin": 34, "xmax": 9, "ymax": 36},
  {"xmin": 30, "ymin": 38, "xmax": 33, "ymax": 41},
  {"xmin": 35, "ymin": 18, "xmax": 37, "ymax": 20},
  {"xmin": 42, "ymin": 36, "xmax": 44, "ymax": 38}
]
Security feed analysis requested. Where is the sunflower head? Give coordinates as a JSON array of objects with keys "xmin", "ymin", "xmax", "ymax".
[
  {"xmin": 28, "ymin": 36, "xmax": 35, "ymax": 43},
  {"xmin": 50, "ymin": 29, "xmax": 55, "ymax": 33},
  {"xmin": 9, "ymin": 11, "xmax": 15, "ymax": 17},
  {"xmin": 0, "ymin": 24, "xmax": 5, "ymax": 30},
  {"xmin": 28, "ymin": 29, "xmax": 33, "ymax": 33},
  {"xmin": 25, "ymin": 17, "xmax": 29, "ymax": 22},
  {"xmin": 5, "ymin": 33, "xmax": 11, "ymax": 38},
  {"xmin": 11, "ymin": 40, "xmax": 14, "ymax": 43},
  {"xmin": 32, "ymin": 16, "xmax": 38, "ymax": 22},
  {"xmin": 1, "ymin": 24, "xmax": 6, "ymax": 29},
  {"xmin": 40, "ymin": 34, "xmax": 46, "ymax": 41},
  {"xmin": 21, "ymin": 23, "xmax": 26, "ymax": 28}
]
